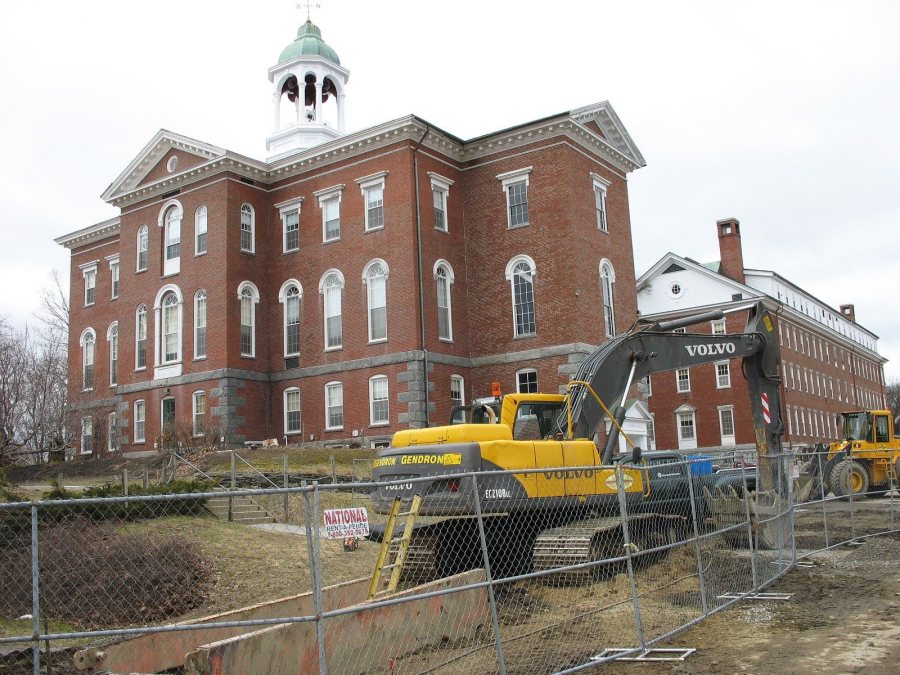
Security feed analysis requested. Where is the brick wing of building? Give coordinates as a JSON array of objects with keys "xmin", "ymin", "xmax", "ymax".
[
  {"xmin": 56, "ymin": 20, "xmax": 647, "ymax": 457},
  {"xmin": 636, "ymin": 218, "xmax": 887, "ymax": 456}
]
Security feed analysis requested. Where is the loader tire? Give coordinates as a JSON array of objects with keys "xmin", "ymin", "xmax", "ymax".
[{"xmin": 831, "ymin": 460, "xmax": 869, "ymax": 499}]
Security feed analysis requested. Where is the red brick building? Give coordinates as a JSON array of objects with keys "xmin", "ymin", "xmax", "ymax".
[
  {"xmin": 636, "ymin": 219, "xmax": 887, "ymax": 456},
  {"xmin": 56, "ymin": 20, "xmax": 647, "ymax": 456}
]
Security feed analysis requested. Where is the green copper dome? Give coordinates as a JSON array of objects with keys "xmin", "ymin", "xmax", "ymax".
[{"xmin": 278, "ymin": 21, "xmax": 340, "ymax": 65}]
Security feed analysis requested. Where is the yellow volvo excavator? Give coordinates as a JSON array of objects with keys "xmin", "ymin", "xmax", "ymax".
[{"xmin": 371, "ymin": 302, "xmax": 787, "ymax": 581}]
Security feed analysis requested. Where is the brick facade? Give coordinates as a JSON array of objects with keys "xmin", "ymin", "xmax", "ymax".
[{"xmin": 59, "ymin": 105, "xmax": 646, "ymax": 456}]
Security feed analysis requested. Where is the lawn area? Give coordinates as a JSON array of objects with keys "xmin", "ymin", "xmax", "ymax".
[{"xmin": 197, "ymin": 446, "xmax": 374, "ymax": 478}]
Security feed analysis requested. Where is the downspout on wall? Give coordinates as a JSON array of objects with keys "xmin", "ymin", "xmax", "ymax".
[{"xmin": 412, "ymin": 124, "xmax": 431, "ymax": 427}]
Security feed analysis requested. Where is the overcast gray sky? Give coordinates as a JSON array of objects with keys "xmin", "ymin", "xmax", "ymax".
[{"xmin": 2, "ymin": 0, "xmax": 898, "ymax": 380}]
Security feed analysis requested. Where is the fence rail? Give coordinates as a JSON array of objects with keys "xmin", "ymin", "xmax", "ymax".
[{"xmin": 0, "ymin": 450, "xmax": 896, "ymax": 674}]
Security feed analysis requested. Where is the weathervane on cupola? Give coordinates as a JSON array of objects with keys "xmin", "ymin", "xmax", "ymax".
[{"xmin": 266, "ymin": 1, "xmax": 350, "ymax": 159}]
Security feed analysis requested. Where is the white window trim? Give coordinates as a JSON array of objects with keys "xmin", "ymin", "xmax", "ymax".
[
  {"xmin": 192, "ymin": 390, "xmax": 206, "ymax": 437},
  {"xmin": 194, "ymin": 290, "xmax": 207, "ymax": 360},
  {"xmin": 277, "ymin": 197, "xmax": 304, "ymax": 253},
  {"xmin": 80, "ymin": 261, "xmax": 98, "ymax": 307},
  {"xmin": 590, "ymin": 173, "xmax": 610, "ymax": 233},
  {"xmin": 107, "ymin": 322, "xmax": 119, "ymax": 388},
  {"xmin": 284, "ymin": 387, "xmax": 302, "ymax": 436},
  {"xmin": 675, "ymin": 404, "xmax": 697, "ymax": 451},
  {"xmin": 314, "ymin": 184, "xmax": 345, "ymax": 243},
  {"xmin": 369, "ymin": 375, "xmax": 390, "ymax": 427},
  {"xmin": 497, "ymin": 167, "xmax": 532, "ymax": 229},
  {"xmin": 319, "ymin": 269, "xmax": 345, "ymax": 351},
  {"xmin": 325, "ymin": 381, "xmax": 344, "ymax": 431},
  {"xmin": 362, "ymin": 259, "xmax": 389, "ymax": 344},
  {"xmin": 356, "ymin": 171, "xmax": 388, "ymax": 232},
  {"xmin": 505, "ymin": 254, "xmax": 537, "ymax": 338},
  {"xmin": 237, "ymin": 281, "xmax": 260, "ymax": 358},
  {"xmin": 450, "ymin": 374, "xmax": 465, "ymax": 419},
  {"xmin": 428, "ymin": 172, "xmax": 454, "ymax": 233},
  {"xmin": 279, "ymin": 279, "xmax": 304, "ymax": 357},
  {"xmin": 239, "ymin": 203, "xmax": 256, "ymax": 254},
  {"xmin": 135, "ymin": 305, "xmax": 148, "ymax": 371},
  {"xmin": 711, "ymin": 319, "xmax": 726, "ymax": 335},
  {"xmin": 108, "ymin": 412, "xmax": 117, "ymax": 452},
  {"xmin": 80, "ymin": 327, "xmax": 96, "ymax": 391},
  {"xmin": 107, "ymin": 255, "xmax": 120, "ymax": 300},
  {"xmin": 676, "ymin": 367, "xmax": 691, "ymax": 393},
  {"xmin": 136, "ymin": 225, "xmax": 149, "ymax": 272},
  {"xmin": 433, "ymin": 259, "xmax": 455, "ymax": 342},
  {"xmin": 718, "ymin": 405, "xmax": 736, "ymax": 446},
  {"xmin": 158, "ymin": 199, "xmax": 183, "ymax": 276},
  {"xmin": 600, "ymin": 259, "xmax": 616, "ymax": 338},
  {"xmin": 195, "ymin": 205, "xmax": 208, "ymax": 256},
  {"xmin": 134, "ymin": 400, "xmax": 146, "ymax": 444},
  {"xmin": 715, "ymin": 360, "xmax": 731, "ymax": 389},
  {"xmin": 153, "ymin": 284, "xmax": 184, "ymax": 379},
  {"xmin": 80, "ymin": 417, "xmax": 93, "ymax": 455},
  {"xmin": 516, "ymin": 368, "xmax": 538, "ymax": 393}
]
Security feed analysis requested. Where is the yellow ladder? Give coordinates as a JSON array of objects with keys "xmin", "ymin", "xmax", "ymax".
[{"xmin": 367, "ymin": 495, "xmax": 422, "ymax": 599}]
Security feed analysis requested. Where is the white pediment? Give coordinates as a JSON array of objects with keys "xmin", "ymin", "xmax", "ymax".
[
  {"xmin": 569, "ymin": 101, "xmax": 646, "ymax": 168},
  {"xmin": 101, "ymin": 130, "xmax": 226, "ymax": 203}
]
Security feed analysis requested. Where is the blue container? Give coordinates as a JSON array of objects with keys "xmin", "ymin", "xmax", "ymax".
[{"xmin": 686, "ymin": 454, "xmax": 714, "ymax": 476}]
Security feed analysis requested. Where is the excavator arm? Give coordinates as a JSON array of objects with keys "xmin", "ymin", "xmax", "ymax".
[{"xmin": 555, "ymin": 301, "xmax": 784, "ymax": 496}]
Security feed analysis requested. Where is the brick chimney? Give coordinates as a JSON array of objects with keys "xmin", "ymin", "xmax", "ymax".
[
  {"xmin": 716, "ymin": 218, "xmax": 744, "ymax": 283},
  {"xmin": 840, "ymin": 304, "xmax": 856, "ymax": 323}
]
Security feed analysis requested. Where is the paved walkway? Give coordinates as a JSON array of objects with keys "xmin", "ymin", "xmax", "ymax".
[{"xmin": 251, "ymin": 522, "xmax": 329, "ymax": 537}]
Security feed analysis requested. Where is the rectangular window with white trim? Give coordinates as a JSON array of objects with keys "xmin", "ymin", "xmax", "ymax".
[
  {"xmin": 497, "ymin": 167, "xmax": 532, "ymax": 228},
  {"xmin": 450, "ymin": 375, "xmax": 465, "ymax": 423},
  {"xmin": 715, "ymin": 361, "xmax": 731, "ymax": 388},
  {"xmin": 81, "ymin": 417, "xmax": 93, "ymax": 455},
  {"xmin": 110, "ymin": 261, "xmax": 120, "ymax": 299},
  {"xmin": 84, "ymin": 268, "xmax": 96, "ymax": 306},
  {"xmin": 677, "ymin": 410, "xmax": 697, "ymax": 450},
  {"xmin": 325, "ymin": 382, "xmax": 344, "ymax": 430},
  {"xmin": 369, "ymin": 376, "xmax": 389, "ymax": 426},
  {"xmin": 192, "ymin": 391, "xmax": 206, "ymax": 437},
  {"xmin": 676, "ymin": 368, "xmax": 690, "ymax": 393},
  {"xmin": 134, "ymin": 400, "xmax": 146, "ymax": 443},
  {"xmin": 591, "ymin": 173, "xmax": 610, "ymax": 232},
  {"xmin": 718, "ymin": 406, "xmax": 735, "ymax": 446},
  {"xmin": 285, "ymin": 388, "xmax": 301, "ymax": 435}
]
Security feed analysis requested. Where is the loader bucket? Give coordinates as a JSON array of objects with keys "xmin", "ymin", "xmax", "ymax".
[
  {"xmin": 703, "ymin": 485, "xmax": 788, "ymax": 550},
  {"xmin": 794, "ymin": 475, "xmax": 816, "ymax": 503}
]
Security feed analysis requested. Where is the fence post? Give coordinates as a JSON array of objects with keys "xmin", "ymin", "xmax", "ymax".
[
  {"xmin": 684, "ymin": 458, "xmax": 708, "ymax": 615},
  {"xmin": 122, "ymin": 468, "xmax": 129, "ymax": 497},
  {"xmin": 739, "ymin": 462, "xmax": 759, "ymax": 591},
  {"xmin": 143, "ymin": 468, "xmax": 149, "ymax": 490},
  {"xmin": 229, "ymin": 451, "xmax": 236, "ymax": 523},
  {"xmin": 848, "ymin": 461, "xmax": 857, "ymax": 543},
  {"xmin": 330, "ymin": 454, "xmax": 337, "ymax": 485},
  {"xmin": 31, "ymin": 505, "xmax": 41, "ymax": 675},
  {"xmin": 283, "ymin": 452, "xmax": 289, "ymax": 524},
  {"xmin": 470, "ymin": 474, "xmax": 508, "ymax": 675},
  {"xmin": 890, "ymin": 459, "xmax": 896, "ymax": 531},
  {"xmin": 787, "ymin": 453, "xmax": 797, "ymax": 566},
  {"xmin": 615, "ymin": 465, "xmax": 646, "ymax": 651},
  {"xmin": 161, "ymin": 461, "xmax": 167, "ymax": 485},
  {"xmin": 302, "ymin": 481, "xmax": 327, "ymax": 674},
  {"xmin": 818, "ymin": 452, "xmax": 829, "ymax": 549}
]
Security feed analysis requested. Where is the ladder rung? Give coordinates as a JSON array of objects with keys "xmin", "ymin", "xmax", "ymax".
[
  {"xmin": 398, "ymin": 510, "xmax": 417, "ymax": 517},
  {"xmin": 381, "ymin": 563, "xmax": 399, "ymax": 570},
  {"xmin": 390, "ymin": 536, "xmax": 411, "ymax": 544}
]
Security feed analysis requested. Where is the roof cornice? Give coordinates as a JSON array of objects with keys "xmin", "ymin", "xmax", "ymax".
[{"xmin": 54, "ymin": 216, "xmax": 120, "ymax": 250}]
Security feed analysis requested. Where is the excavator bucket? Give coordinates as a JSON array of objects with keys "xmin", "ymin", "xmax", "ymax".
[{"xmin": 702, "ymin": 485, "xmax": 788, "ymax": 550}]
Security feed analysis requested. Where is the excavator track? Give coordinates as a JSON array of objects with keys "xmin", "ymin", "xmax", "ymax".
[{"xmin": 533, "ymin": 514, "xmax": 682, "ymax": 585}]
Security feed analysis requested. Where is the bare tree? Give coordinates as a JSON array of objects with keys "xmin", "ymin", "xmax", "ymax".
[
  {"xmin": 886, "ymin": 380, "xmax": 900, "ymax": 419},
  {"xmin": 0, "ymin": 318, "xmax": 30, "ymax": 463}
]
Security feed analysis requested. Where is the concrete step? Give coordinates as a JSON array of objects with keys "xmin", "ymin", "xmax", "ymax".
[{"xmin": 204, "ymin": 493, "xmax": 276, "ymax": 526}]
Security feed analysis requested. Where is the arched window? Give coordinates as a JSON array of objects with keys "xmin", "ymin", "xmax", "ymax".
[
  {"xmin": 363, "ymin": 260, "xmax": 388, "ymax": 342},
  {"xmin": 136, "ymin": 225, "xmax": 149, "ymax": 272},
  {"xmin": 135, "ymin": 305, "xmax": 148, "ymax": 369},
  {"xmin": 161, "ymin": 292, "xmax": 180, "ymax": 363},
  {"xmin": 163, "ymin": 204, "xmax": 182, "ymax": 275},
  {"xmin": 505, "ymin": 255, "xmax": 536, "ymax": 337},
  {"xmin": 240, "ymin": 203, "xmax": 255, "ymax": 253},
  {"xmin": 80, "ymin": 328, "xmax": 95, "ymax": 390},
  {"xmin": 319, "ymin": 270, "xmax": 344, "ymax": 350},
  {"xmin": 238, "ymin": 282, "xmax": 260, "ymax": 357},
  {"xmin": 434, "ymin": 260, "xmax": 454, "ymax": 341},
  {"xmin": 107, "ymin": 323, "xmax": 118, "ymax": 387},
  {"xmin": 195, "ymin": 206, "xmax": 208, "ymax": 255},
  {"xmin": 280, "ymin": 280, "xmax": 303, "ymax": 357},
  {"xmin": 600, "ymin": 260, "xmax": 616, "ymax": 337},
  {"xmin": 194, "ymin": 290, "xmax": 207, "ymax": 359}
]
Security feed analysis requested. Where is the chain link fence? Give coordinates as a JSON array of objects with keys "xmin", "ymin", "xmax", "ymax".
[{"xmin": 1, "ymin": 449, "xmax": 897, "ymax": 674}]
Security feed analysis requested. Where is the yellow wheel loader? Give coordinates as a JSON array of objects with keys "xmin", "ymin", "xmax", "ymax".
[{"xmin": 818, "ymin": 410, "xmax": 900, "ymax": 498}]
